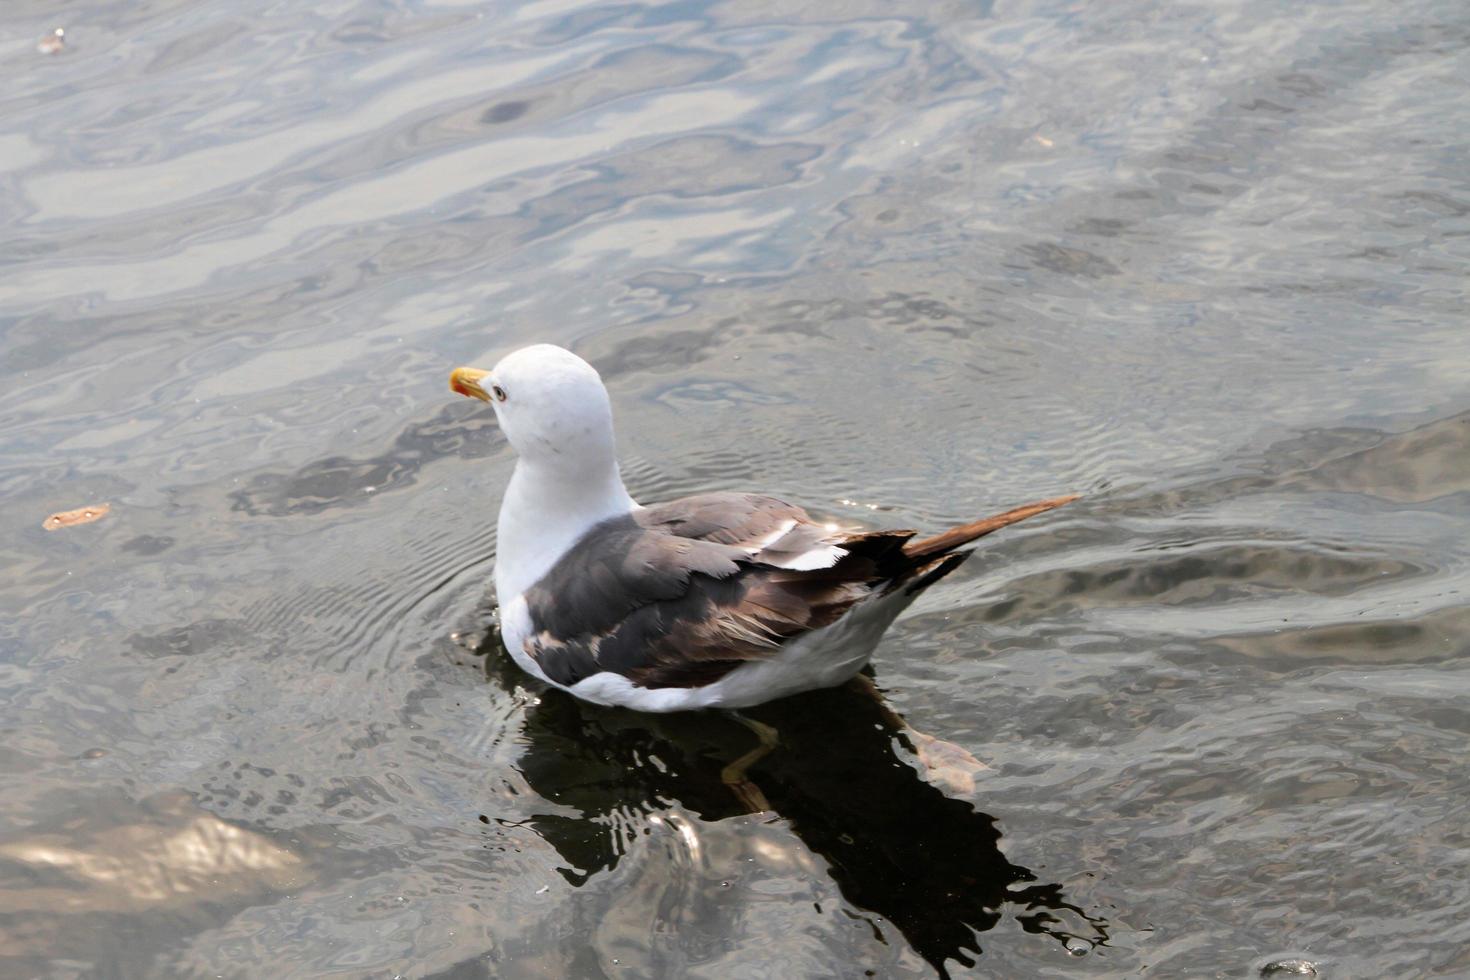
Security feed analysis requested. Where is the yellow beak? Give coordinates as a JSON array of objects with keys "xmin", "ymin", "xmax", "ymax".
[{"xmin": 450, "ymin": 366, "xmax": 492, "ymax": 401}]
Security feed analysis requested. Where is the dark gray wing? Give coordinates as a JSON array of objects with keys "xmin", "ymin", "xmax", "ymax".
[{"xmin": 521, "ymin": 492, "xmax": 917, "ymax": 689}]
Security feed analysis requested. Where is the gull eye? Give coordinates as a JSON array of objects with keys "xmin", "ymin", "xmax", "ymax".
[{"xmin": 492, "ymin": 384, "xmax": 508, "ymax": 402}]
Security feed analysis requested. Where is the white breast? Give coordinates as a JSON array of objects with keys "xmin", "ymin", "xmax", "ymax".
[
  {"xmin": 494, "ymin": 460, "xmax": 638, "ymax": 609},
  {"xmin": 496, "ymin": 594, "xmax": 552, "ymax": 686}
]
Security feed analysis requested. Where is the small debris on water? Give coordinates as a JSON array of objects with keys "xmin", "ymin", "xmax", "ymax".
[
  {"xmin": 38, "ymin": 28, "xmax": 66, "ymax": 55},
  {"xmin": 450, "ymin": 630, "xmax": 485, "ymax": 652},
  {"xmin": 1261, "ymin": 959, "xmax": 1318, "ymax": 976},
  {"xmin": 44, "ymin": 502, "xmax": 110, "ymax": 530}
]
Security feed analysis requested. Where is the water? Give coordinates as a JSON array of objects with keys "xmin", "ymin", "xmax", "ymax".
[{"xmin": 3, "ymin": 0, "xmax": 1468, "ymax": 976}]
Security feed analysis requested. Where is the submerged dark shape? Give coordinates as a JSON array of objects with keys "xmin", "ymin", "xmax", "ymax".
[{"xmin": 479, "ymin": 640, "xmax": 1108, "ymax": 976}]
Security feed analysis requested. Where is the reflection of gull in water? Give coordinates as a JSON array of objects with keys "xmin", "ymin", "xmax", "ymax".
[{"xmin": 475, "ymin": 643, "xmax": 1108, "ymax": 977}]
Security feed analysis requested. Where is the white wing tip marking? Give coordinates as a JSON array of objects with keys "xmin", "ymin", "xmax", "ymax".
[
  {"xmin": 747, "ymin": 518, "xmax": 799, "ymax": 554},
  {"xmin": 771, "ymin": 544, "xmax": 846, "ymax": 571}
]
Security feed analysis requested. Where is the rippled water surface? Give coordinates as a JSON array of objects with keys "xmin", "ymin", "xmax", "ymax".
[{"xmin": 4, "ymin": 0, "xmax": 1469, "ymax": 976}]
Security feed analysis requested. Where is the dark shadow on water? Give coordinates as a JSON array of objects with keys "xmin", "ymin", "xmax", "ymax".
[{"xmin": 478, "ymin": 639, "xmax": 1107, "ymax": 976}]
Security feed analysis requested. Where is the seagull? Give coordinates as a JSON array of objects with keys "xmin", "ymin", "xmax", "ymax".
[{"xmin": 449, "ymin": 344, "xmax": 1078, "ymax": 717}]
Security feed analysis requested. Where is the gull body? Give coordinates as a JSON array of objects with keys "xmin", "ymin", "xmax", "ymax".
[{"xmin": 451, "ymin": 344, "xmax": 1074, "ymax": 713}]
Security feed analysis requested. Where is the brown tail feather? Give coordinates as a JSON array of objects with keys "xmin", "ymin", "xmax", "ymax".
[{"xmin": 901, "ymin": 494, "xmax": 1081, "ymax": 560}]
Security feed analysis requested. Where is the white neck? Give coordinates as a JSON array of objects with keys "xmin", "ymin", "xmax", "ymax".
[{"xmin": 494, "ymin": 456, "xmax": 638, "ymax": 603}]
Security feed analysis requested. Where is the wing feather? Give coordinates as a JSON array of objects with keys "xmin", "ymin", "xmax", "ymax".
[{"xmin": 521, "ymin": 493, "xmax": 914, "ymax": 690}]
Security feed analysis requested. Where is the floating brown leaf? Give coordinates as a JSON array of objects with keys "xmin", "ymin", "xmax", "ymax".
[
  {"xmin": 44, "ymin": 503, "xmax": 110, "ymax": 531},
  {"xmin": 38, "ymin": 28, "xmax": 66, "ymax": 55}
]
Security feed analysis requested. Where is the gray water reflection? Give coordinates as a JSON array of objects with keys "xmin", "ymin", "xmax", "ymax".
[{"xmin": 3, "ymin": 0, "xmax": 1470, "ymax": 975}]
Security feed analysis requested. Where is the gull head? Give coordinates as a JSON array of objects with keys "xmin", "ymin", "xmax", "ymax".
[{"xmin": 450, "ymin": 344, "xmax": 618, "ymax": 471}]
